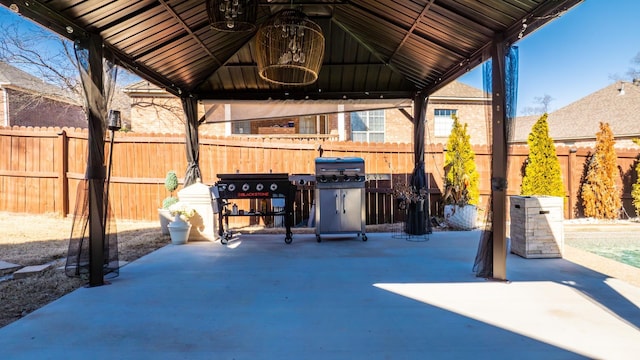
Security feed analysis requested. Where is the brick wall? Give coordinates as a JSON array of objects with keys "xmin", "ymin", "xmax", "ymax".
[
  {"xmin": 5, "ymin": 88, "xmax": 85, "ymax": 128},
  {"xmin": 129, "ymin": 95, "xmax": 184, "ymax": 133},
  {"xmin": 127, "ymin": 89, "xmax": 490, "ymax": 145},
  {"xmin": 427, "ymin": 100, "xmax": 491, "ymax": 145}
]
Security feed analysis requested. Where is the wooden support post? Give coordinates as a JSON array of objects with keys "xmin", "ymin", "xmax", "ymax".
[{"xmin": 56, "ymin": 130, "xmax": 68, "ymax": 217}]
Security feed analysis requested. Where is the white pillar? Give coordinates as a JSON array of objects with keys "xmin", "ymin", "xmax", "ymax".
[
  {"xmin": 338, "ymin": 104, "xmax": 345, "ymax": 141},
  {"xmin": 224, "ymin": 104, "xmax": 232, "ymax": 135},
  {"xmin": 3, "ymin": 90, "xmax": 8, "ymax": 126}
]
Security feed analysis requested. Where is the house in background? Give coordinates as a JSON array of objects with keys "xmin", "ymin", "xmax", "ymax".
[
  {"xmin": 124, "ymin": 80, "xmax": 490, "ymax": 145},
  {"xmin": 0, "ymin": 61, "xmax": 85, "ymax": 128},
  {"xmin": 512, "ymin": 79, "xmax": 640, "ymax": 148}
]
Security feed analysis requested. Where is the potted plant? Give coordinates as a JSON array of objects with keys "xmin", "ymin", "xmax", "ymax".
[
  {"xmin": 393, "ymin": 182, "xmax": 428, "ymax": 234},
  {"xmin": 393, "ymin": 183, "xmax": 427, "ymax": 211},
  {"xmin": 159, "ymin": 170, "xmax": 180, "ymax": 235},
  {"xmin": 442, "ymin": 114, "xmax": 479, "ymax": 230},
  {"xmin": 167, "ymin": 202, "xmax": 195, "ymax": 245}
]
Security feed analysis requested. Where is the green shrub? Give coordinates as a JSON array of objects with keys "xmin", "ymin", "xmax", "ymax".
[
  {"xmin": 580, "ymin": 122, "xmax": 621, "ymax": 219},
  {"xmin": 443, "ymin": 114, "xmax": 479, "ymax": 206},
  {"xmin": 164, "ymin": 170, "xmax": 179, "ymax": 192},
  {"xmin": 520, "ymin": 113, "xmax": 565, "ymax": 197},
  {"xmin": 162, "ymin": 170, "xmax": 180, "ymax": 209}
]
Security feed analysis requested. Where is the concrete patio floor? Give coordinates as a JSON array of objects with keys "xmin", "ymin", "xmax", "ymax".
[{"xmin": 1, "ymin": 230, "xmax": 639, "ymax": 359}]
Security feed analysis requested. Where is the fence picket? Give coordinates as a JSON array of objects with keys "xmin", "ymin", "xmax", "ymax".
[{"xmin": 1, "ymin": 127, "xmax": 639, "ymax": 221}]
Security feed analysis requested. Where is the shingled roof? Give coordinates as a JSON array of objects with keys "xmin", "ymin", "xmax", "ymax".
[
  {"xmin": 0, "ymin": 61, "xmax": 79, "ymax": 105},
  {"xmin": 513, "ymin": 80, "xmax": 640, "ymax": 143}
]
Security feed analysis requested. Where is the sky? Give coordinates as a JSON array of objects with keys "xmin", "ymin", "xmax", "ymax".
[
  {"xmin": 459, "ymin": 0, "xmax": 640, "ymax": 115},
  {"xmin": 1, "ymin": 1, "xmax": 639, "ymax": 116}
]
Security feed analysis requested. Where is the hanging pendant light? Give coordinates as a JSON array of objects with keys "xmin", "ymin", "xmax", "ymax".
[
  {"xmin": 255, "ymin": 9, "xmax": 325, "ymax": 86},
  {"xmin": 207, "ymin": 0, "xmax": 257, "ymax": 32}
]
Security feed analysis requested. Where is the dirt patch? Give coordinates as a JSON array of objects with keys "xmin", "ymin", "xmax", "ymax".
[{"xmin": 0, "ymin": 212, "xmax": 169, "ymax": 329}]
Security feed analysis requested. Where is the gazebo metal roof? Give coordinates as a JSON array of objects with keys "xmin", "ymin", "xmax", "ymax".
[{"xmin": 0, "ymin": 0, "xmax": 582, "ymax": 100}]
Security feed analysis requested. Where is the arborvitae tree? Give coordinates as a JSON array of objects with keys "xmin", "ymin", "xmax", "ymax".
[
  {"xmin": 631, "ymin": 138, "xmax": 640, "ymax": 216},
  {"xmin": 444, "ymin": 114, "xmax": 480, "ymax": 206},
  {"xmin": 520, "ymin": 113, "xmax": 565, "ymax": 197},
  {"xmin": 580, "ymin": 122, "xmax": 621, "ymax": 219}
]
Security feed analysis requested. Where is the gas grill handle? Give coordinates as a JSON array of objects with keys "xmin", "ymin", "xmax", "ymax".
[
  {"xmin": 335, "ymin": 194, "xmax": 339, "ymax": 214},
  {"xmin": 342, "ymin": 193, "xmax": 346, "ymax": 213}
]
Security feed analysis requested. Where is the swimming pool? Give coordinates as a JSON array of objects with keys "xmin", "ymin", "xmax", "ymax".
[{"xmin": 565, "ymin": 231, "xmax": 640, "ymax": 268}]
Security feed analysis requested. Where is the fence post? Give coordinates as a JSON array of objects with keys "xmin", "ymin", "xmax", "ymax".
[
  {"xmin": 56, "ymin": 130, "xmax": 69, "ymax": 217},
  {"xmin": 567, "ymin": 147, "xmax": 577, "ymax": 219}
]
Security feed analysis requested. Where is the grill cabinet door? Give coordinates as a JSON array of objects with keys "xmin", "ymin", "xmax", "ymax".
[
  {"xmin": 318, "ymin": 189, "xmax": 342, "ymax": 233},
  {"xmin": 340, "ymin": 188, "xmax": 363, "ymax": 232}
]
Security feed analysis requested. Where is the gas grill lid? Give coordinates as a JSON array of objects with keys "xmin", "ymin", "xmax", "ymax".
[{"xmin": 315, "ymin": 157, "xmax": 365, "ymax": 178}]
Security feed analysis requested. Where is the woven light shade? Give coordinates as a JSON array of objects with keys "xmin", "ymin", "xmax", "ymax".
[
  {"xmin": 256, "ymin": 9, "xmax": 325, "ymax": 86},
  {"xmin": 207, "ymin": 0, "xmax": 257, "ymax": 32}
]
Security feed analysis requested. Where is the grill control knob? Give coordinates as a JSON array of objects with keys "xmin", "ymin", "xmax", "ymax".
[
  {"xmin": 256, "ymin": 183, "xmax": 264, "ymax": 191},
  {"xmin": 242, "ymin": 183, "xmax": 250, "ymax": 191},
  {"xmin": 343, "ymin": 175, "xmax": 349, "ymax": 181},
  {"xmin": 332, "ymin": 175, "xmax": 338, "ymax": 181},
  {"xmin": 228, "ymin": 184, "xmax": 236, "ymax": 191}
]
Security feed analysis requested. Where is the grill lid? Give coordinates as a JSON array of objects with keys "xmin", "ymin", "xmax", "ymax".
[{"xmin": 315, "ymin": 157, "xmax": 365, "ymax": 182}]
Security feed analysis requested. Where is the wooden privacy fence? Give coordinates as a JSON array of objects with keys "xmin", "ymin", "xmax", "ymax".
[{"xmin": 1, "ymin": 126, "xmax": 638, "ymax": 222}]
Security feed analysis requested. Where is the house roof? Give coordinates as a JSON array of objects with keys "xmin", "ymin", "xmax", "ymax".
[
  {"xmin": 0, "ymin": 61, "xmax": 80, "ymax": 105},
  {"xmin": 430, "ymin": 80, "xmax": 487, "ymax": 100},
  {"xmin": 513, "ymin": 80, "xmax": 640, "ymax": 143},
  {"xmin": 0, "ymin": 0, "xmax": 583, "ymax": 102}
]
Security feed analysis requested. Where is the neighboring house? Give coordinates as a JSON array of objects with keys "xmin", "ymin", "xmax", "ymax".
[
  {"xmin": 124, "ymin": 80, "xmax": 491, "ymax": 144},
  {"xmin": 513, "ymin": 80, "xmax": 640, "ymax": 148},
  {"xmin": 0, "ymin": 61, "xmax": 85, "ymax": 128}
]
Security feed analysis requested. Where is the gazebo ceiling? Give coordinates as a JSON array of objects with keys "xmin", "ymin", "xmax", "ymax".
[{"xmin": 0, "ymin": 0, "xmax": 582, "ymax": 100}]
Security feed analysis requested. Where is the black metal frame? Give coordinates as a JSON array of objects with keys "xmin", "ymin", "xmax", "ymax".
[{"xmin": 215, "ymin": 173, "xmax": 295, "ymax": 244}]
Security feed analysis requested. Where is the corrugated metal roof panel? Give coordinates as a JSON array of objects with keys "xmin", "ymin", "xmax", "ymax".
[{"xmin": 14, "ymin": 0, "xmax": 582, "ymax": 98}]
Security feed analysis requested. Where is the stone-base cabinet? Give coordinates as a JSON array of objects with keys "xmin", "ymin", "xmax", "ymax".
[{"xmin": 510, "ymin": 196, "xmax": 564, "ymax": 258}]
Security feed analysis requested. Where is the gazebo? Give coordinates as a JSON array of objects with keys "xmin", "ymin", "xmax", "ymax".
[{"xmin": 0, "ymin": 0, "xmax": 583, "ymax": 285}]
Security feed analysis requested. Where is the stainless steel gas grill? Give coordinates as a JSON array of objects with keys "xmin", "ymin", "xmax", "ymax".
[{"xmin": 314, "ymin": 157, "xmax": 367, "ymax": 242}]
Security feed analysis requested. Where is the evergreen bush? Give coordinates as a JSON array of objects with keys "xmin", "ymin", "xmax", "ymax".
[
  {"xmin": 631, "ymin": 138, "xmax": 640, "ymax": 216},
  {"xmin": 580, "ymin": 122, "xmax": 621, "ymax": 219},
  {"xmin": 162, "ymin": 170, "xmax": 179, "ymax": 209},
  {"xmin": 443, "ymin": 114, "xmax": 479, "ymax": 206},
  {"xmin": 520, "ymin": 113, "xmax": 565, "ymax": 197}
]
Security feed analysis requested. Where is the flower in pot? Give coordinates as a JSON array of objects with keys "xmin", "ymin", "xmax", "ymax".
[
  {"xmin": 159, "ymin": 170, "xmax": 180, "ymax": 235},
  {"xmin": 167, "ymin": 202, "xmax": 195, "ymax": 245},
  {"xmin": 442, "ymin": 114, "xmax": 479, "ymax": 230}
]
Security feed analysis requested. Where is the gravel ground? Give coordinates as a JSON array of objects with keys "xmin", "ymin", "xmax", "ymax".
[{"xmin": 0, "ymin": 212, "xmax": 169, "ymax": 329}]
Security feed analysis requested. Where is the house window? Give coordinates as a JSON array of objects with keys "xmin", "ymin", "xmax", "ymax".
[
  {"xmin": 434, "ymin": 109, "xmax": 457, "ymax": 137},
  {"xmin": 299, "ymin": 116, "xmax": 316, "ymax": 134},
  {"xmin": 351, "ymin": 110, "xmax": 385, "ymax": 143},
  {"xmin": 232, "ymin": 120, "xmax": 251, "ymax": 134}
]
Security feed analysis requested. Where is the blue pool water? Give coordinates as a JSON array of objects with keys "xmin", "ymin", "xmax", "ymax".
[{"xmin": 565, "ymin": 231, "xmax": 640, "ymax": 269}]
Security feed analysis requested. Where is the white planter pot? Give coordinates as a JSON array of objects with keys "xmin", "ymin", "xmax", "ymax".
[
  {"xmin": 444, "ymin": 204, "xmax": 477, "ymax": 230},
  {"xmin": 168, "ymin": 215, "xmax": 191, "ymax": 245},
  {"xmin": 158, "ymin": 208, "xmax": 172, "ymax": 235}
]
